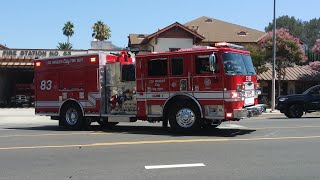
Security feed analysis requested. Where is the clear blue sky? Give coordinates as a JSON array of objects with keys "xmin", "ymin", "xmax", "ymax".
[{"xmin": 1, "ymin": 0, "xmax": 319, "ymax": 49}]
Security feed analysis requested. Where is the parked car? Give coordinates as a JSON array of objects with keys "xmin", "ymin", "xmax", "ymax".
[
  {"xmin": 10, "ymin": 95, "xmax": 32, "ymax": 107},
  {"xmin": 276, "ymin": 85, "xmax": 320, "ymax": 118}
]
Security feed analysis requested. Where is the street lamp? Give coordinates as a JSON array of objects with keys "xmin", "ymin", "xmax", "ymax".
[{"xmin": 271, "ymin": 0, "xmax": 276, "ymax": 111}]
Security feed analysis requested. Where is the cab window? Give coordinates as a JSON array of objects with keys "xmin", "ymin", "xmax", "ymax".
[
  {"xmin": 148, "ymin": 58, "xmax": 167, "ymax": 76},
  {"xmin": 196, "ymin": 55, "xmax": 211, "ymax": 74},
  {"xmin": 171, "ymin": 57, "xmax": 183, "ymax": 76},
  {"xmin": 196, "ymin": 55, "xmax": 219, "ymax": 74}
]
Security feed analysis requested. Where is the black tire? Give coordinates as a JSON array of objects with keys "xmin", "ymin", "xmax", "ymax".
[
  {"xmin": 288, "ymin": 104, "xmax": 304, "ymax": 118},
  {"xmin": 97, "ymin": 118, "xmax": 119, "ymax": 128},
  {"xmin": 202, "ymin": 119, "xmax": 222, "ymax": 129},
  {"xmin": 284, "ymin": 111, "xmax": 293, "ymax": 118},
  {"xmin": 60, "ymin": 103, "xmax": 85, "ymax": 130},
  {"xmin": 169, "ymin": 101, "xmax": 201, "ymax": 132}
]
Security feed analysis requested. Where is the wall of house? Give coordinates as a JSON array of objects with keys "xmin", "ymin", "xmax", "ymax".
[{"xmin": 151, "ymin": 38, "xmax": 193, "ymax": 52}]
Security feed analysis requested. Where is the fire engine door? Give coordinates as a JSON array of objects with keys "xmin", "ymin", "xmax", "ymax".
[
  {"xmin": 192, "ymin": 53, "xmax": 224, "ymax": 102},
  {"xmin": 168, "ymin": 54, "xmax": 192, "ymax": 93},
  {"xmin": 144, "ymin": 56, "xmax": 169, "ymax": 115}
]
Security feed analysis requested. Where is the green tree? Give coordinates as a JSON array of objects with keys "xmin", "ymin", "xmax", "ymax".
[
  {"xmin": 304, "ymin": 18, "xmax": 320, "ymax": 48},
  {"xmin": 62, "ymin": 21, "xmax": 74, "ymax": 44},
  {"xmin": 92, "ymin": 20, "xmax": 111, "ymax": 41},
  {"xmin": 245, "ymin": 45, "xmax": 268, "ymax": 75},
  {"xmin": 265, "ymin": 15, "xmax": 305, "ymax": 43},
  {"xmin": 259, "ymin": 28, "xmax": 307, "ymax": 96},
  {"xmin": 57, "ymin": 42, "xmax": 73, "ymax": 50},
  {"xmin": 265, "ymin": 16, "xmax": 320, "ymax": 48}
]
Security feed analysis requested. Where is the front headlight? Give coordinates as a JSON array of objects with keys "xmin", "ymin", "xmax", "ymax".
[{"xmin": 278, "ymin": 97, "xmax": 288, "ymax": 102}]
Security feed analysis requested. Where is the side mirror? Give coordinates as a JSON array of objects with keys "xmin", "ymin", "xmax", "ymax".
[{"xmin": 209, "ymin": 53, "xmax": 216, "ymax": 72}]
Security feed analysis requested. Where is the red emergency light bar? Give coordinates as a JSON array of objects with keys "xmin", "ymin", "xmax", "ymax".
[{"xmin": 214, "ymin": 42, "xmax": 244, "ymax": 49}]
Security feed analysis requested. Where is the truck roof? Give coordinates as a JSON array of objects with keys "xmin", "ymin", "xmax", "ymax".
[{"xmin": 136, "ymin": 47, "xmax": 250, "ymax": 58}]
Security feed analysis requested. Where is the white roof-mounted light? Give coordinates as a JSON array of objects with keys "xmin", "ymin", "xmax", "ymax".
[{"xmin": 214, "ymin": 42, "xmax": 244, "ymax": 49}]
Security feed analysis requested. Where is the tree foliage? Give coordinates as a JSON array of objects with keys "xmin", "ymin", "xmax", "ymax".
[
  {"xmin": 307, "ymin": 39, "xmax": 320, "ymax": 71},
  {"xmin": 62, "ymin": 21, "xmax": 74, "ymax": 43},
  {"xmin": 265, "ymin": 16, "xmax": 320, "ymax": 48},
  {"xmin": 304, "ymin": 18, "xmax": 320, "ymax": 48},
  {"xmin": 57, "ymin": 42, "xmax": 73, "ymax": 50},
  {"xmin": 265, "ymin": 15, "xmax": 304, "ymax": 42},
  {"xmin": 92, "ymin": 21, "xmax": 111, "ymax": 41},
  {"xmin": 245, "ymin": 45, "xmax": 268, "ymax": 74},
  {"xmin": 259, "ymin": 28, "xmax": 307, "ymax": 96},
  {"xmin": 308, "ymin": 61, "xmax": 320, "ymax": 71},
  {"xmin": 312, "ymin": 39, "xmax": 320, "ymax": 54}
]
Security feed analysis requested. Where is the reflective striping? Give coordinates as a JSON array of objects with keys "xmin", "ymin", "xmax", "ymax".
[
  {"xmin": 36, "ymin": 92, "xmax": 100, "ymax": 108},
  {"xmin": 35, "ymin": 101, "xmax": 61, "ymax": 107},
  {"xmin": 35, "ymin": 113, "xmax": 59, "ymax": 116},
  {"xmin": 193, "ymin": 92, "xmax": 223, "ymax": 99},
  {"xmin": 145, "ymin": 163, "xmax": 206, "ymax": 169},
  {"xmin": 136, "ymin": 91, "xmax": 240, "ymax": 100}
]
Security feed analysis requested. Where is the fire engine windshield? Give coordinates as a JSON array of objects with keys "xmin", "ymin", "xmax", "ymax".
[{"xmin": 222, "ymin": 52, "xmax": 256, "ymax": 75}]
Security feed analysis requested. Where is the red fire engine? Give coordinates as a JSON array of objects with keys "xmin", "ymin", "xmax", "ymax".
[{"xmin": 34, "ymin": 43, "xmax": 262, "ymax": 131}]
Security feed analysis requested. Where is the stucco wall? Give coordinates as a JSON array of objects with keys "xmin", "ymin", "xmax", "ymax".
[{"xmin": 150, "ymin": 38, "xmax": 193, "ymax": 52}]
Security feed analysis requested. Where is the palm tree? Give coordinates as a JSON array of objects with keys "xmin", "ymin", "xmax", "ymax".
[
  {"xmin": 63, "ymin": 21, "xmax": 74, "ymax": 43},
  {"xmin": 92, "ymin": 21, "xmax": 111, "ymax": 41},
  {"xmin": 57, "ymin": 42, "xmax": 73, "ymax": 50}
]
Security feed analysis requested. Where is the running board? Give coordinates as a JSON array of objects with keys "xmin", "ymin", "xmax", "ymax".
[{"xmin": 107, "ymin": 116, "xmax": 137, "ymax": 122}]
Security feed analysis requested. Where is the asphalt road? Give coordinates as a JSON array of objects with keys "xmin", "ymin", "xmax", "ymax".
[{"xmin": 0, "ymin": 109, "xmax": 320, "ymax": 180}]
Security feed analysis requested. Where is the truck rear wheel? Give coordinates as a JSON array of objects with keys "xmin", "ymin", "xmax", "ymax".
[
  {"xmin": 61, "ymin": 103, "xmax": 85, "ymax": 130},
  {"xmin": 169, "ymin": 101, "xmax": 201, "ymax": 132}
]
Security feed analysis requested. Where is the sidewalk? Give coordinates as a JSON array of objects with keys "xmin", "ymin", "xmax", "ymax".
[{"xmin": 264, "ymin": 108, "xmax": 281, "ymax": 114}]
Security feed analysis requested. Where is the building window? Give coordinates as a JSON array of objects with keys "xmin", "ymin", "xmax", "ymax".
[
  {"xmin": 205, "ymin": 18, "xmax": 213, "ymax": 23},
  {"xmin": 148, "ymin": 58, "xmax": 167, "ymax": 76},
  {"xmin": 169, "ymin": 48, "xmax": 180, "ymax": 52},
  {"xmin": 171, "ymin": 57, "xmax": 183, "ymax": 76},
  {"xmin": 237, "ymin": 31, "xmax": 247, "ymax": 36},
  {"xmin": 137, "ymin": 34, "xmax": 145, "ymax": 39}
]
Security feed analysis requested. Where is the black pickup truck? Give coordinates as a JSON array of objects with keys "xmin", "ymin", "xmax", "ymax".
[{"xmin": 276, "ymin": 85, "xmax": 320, "ymax": 118}]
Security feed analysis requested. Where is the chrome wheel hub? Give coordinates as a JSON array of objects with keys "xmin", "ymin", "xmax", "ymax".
[
  {"xmin": 66, "ymin": 108, "xmax": 78, "ymax": 125},
  {"xmin": 176, "ymin": 108, "xmax": 196, "ymax": 128}
]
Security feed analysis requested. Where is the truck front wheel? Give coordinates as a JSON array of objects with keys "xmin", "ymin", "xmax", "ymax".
[
  {"xmin": 61, "ymin": 103, "xmax": 85, "ymax": 130},
  {"xmin": 169, "ymin": 102, "xmax": 201, "ymax": 131}
]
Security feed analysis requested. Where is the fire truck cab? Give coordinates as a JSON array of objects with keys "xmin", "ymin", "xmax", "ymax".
[{"xmin": 34, "ymin": 43, "xmax": 262, "ymax": 131}]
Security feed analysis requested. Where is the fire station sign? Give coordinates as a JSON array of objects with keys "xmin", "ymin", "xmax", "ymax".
[{"xmin": 0, "ymin": 49, "xmax": 87, "ymax": 58}]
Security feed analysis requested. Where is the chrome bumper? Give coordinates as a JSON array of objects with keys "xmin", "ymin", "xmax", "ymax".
[{"xmin": 233, "ymin": 104, "xmax": 265, "ymax": 119}]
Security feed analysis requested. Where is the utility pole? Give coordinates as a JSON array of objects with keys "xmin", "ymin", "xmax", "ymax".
[{"xmin": 271, "ymin": 0, "xmax": 276, "ymax": 111}]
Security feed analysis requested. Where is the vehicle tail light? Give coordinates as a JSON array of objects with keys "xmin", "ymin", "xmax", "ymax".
[
  {"xmin": 230, "ymin": 91, "xmax": 240, "ymax": 98},
  {"xmin": 236, "ymin": 84, "xmax": 245, "ymax": 91},
  {"xmin": 226, "ymin": 113, "xmax": 233, "ymax": 118},
  {"xmin": 90, "ymin": 58, "xmax": 96, "ymax": 62},
  {"xmin": 35, "ymin": 62, "xmax": 41, "ymax": 67}
]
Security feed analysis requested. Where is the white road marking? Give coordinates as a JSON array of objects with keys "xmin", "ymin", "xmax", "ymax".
[
  {"xmin": 219, "ymin": 124, "xmax": 247, "ymax": 129},
  {"xmin": 145, "ymin": 163, "xmax": 206, "ymax": 170}
]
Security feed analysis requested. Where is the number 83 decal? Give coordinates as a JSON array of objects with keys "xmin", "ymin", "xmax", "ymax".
[{"xmin": 40, "ymin": 80, "xmax": 52, "ymax": 90}]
